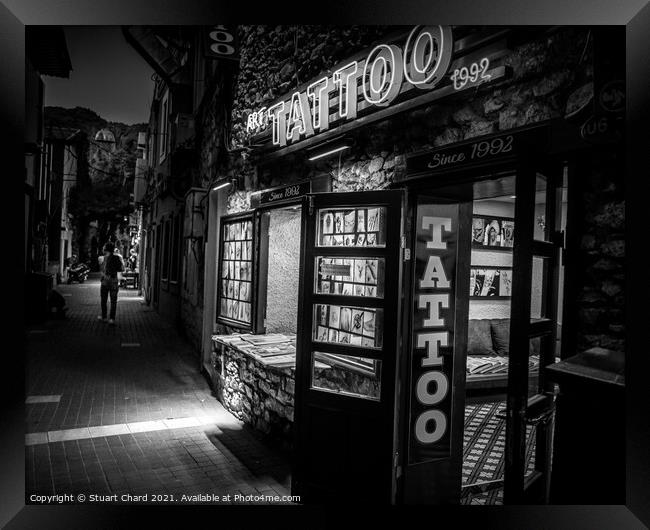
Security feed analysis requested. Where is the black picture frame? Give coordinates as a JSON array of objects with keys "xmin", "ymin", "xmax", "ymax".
[
  {"xmin": 469, "ymin": 266, "xmax": 514, "ymax": 299},
  {"xmin": 471, "ymin": 214, "xmax": 515, "ymax": 250}
]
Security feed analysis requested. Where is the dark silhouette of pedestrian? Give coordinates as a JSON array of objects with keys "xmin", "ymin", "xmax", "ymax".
[{"xmin": 97, "ymin": 242, "xmax": 123, "ymax": 325}]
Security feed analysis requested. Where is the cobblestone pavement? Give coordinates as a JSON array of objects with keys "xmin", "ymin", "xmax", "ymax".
[{"xmin": 25, "ymin": 275, "xmax": 294, "ymax": 505}]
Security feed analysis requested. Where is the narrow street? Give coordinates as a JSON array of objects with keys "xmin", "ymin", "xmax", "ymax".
[{"xmin": 25, "ymin": 275, "xmax": 293, "ymax": 504}]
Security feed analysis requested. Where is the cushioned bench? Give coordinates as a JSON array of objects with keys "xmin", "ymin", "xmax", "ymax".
[{"xmin": 466, "ymin": 318, "xmax": 540, "ymax": 392}]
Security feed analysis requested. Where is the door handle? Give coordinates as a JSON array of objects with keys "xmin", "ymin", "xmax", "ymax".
[{"xmin": 524, "ymin": 392, "xmax": 556, "ymax": 426}]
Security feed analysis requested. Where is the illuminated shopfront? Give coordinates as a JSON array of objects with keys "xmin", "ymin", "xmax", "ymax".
[{"xmin": 202, "ymin": 25, "xmax": 623, "ymax": 505}]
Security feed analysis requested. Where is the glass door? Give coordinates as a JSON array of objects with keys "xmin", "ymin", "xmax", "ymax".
[
  {"xmin": 292, "ymin": 189, "xmax": 405, "ymax": 503},
  {"xmin": 504, "ymin": 161, "xmax": 566, "ymax": 504}
]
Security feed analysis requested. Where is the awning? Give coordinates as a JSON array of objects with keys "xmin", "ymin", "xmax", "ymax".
[{"xmin": 122, "ymin": 26, "xmax": 192, "ymax": 86}]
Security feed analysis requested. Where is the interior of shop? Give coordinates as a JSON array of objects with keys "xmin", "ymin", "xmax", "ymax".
[{"xmin": 460, "ymin": 172, "xmax": 567, "ymax": 504}]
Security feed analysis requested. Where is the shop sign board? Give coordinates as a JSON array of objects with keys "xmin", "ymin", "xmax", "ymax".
[
  {"xmin": 409, "ymin": 202, "xmax": 458, "ymax": 464},
  {"xmin": 246, "ymin": 26, "xmax": 509, "ymax": 150},
  {"xmin": 405, "ymin": 127, "xmax": 548, "ymax": 178},
  {"xmin": 256, "ymin": 180, "xmax": 311, "ymax": 206}
]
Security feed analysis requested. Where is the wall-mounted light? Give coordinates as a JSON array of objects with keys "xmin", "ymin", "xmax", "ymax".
[
  {"xmin": 306, "ymin": 138, "xmax": 353, "ymax": 162},
  {"xmin": 212, "ymin": 179, "xmax": 235, "ymax": 192}
]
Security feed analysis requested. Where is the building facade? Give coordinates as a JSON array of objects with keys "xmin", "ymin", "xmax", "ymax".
[
  {"xmin": 129, "ymin": 25, "xmax": 625, "ymax": 505},
  {"xmin": 25, "ymin": 27, "xmax": 72, "ymax": 279},
  {"xmin": 24, "ymin": 26, "xmax": 77, "ymax": 323},
  {"xmin": 42, "ymin": 126, "xmax": 86, "ymax": 281},
  {"xmin": 126, "ymin": 27, "xmax": 225, "ymax": 352}
]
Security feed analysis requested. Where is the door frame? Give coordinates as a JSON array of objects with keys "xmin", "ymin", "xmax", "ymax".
[
  {"xmin": 504, "ymin": 158, "xmax": 566, "ymax": 504},
  {"xmin": 292, "ymin": 189, "xmax": 406, "ymax": 504},
  {"xmin": 394, "ymin": 127, "xmax": 574, "ymax": 504},
  {"xmin": 396, "ymin": 189, "xmax": 473, "ymax": 504}
]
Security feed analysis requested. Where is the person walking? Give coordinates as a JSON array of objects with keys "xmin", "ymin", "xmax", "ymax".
[{"xmin": 97, "ymin": 242, "xmax": 123, "ymax": 325}]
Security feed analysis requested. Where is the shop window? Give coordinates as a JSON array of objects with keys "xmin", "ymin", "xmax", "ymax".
[
  {"xmin": 316, "ymin": 206, "xmax": 387, "ymax": 247},
  {"xmin": 465, "ymin": 172, "xmax": 568, "ymax": 380},
  {"xmin": 313, "ymin": 304, "xmax": 384, "ymax": 350},
  {"xmin": 216, "ymin": 215, "xmax": 254, "ymax": 328},
  {"xmin": 311, "ymin": 352, "xmax": 381, "ymax": 401},
  {"xmin": 314, "ymin": 256, "xmax": 385, "ymax": 298}
]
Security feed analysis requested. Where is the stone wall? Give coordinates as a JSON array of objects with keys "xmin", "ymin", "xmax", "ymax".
[
  {"xmin": 210, "ymin": 342, "xmax": 385, "ymax": 448},
  {"xmin": 231, "ymin": 25, "xmax": 391, "ymax": 150},
  {"xmin": 575, "ymin": 153, "xmax": 625, "ymax": 353},
  {"xmin": 211, "ymin": 343, "xmax": 295, "ymax": 450},
  {"xmin": 222, "ymin": 27, "xmax": 593, "ymax": 195}
]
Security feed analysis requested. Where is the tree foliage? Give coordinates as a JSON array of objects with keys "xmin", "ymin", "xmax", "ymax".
[
  {"xmin": 69, "ymin": 179, "xmax": 131, "ymax": 219},
  {"xmin": 45, "ymin": 106, "xmax": 147, "ymax": 263}
]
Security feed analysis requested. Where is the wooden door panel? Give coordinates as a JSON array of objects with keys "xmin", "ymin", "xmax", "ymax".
[{"xmin": 293, "ymin": 190, "xmax": 405, "ymax": 504}]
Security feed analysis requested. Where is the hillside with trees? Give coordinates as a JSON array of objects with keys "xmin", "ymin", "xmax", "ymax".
[{"xmin": 45, "ymin": 106, "xmax": 147, "ymax": 268}]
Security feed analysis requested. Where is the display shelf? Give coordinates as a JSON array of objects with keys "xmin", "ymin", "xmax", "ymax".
[
  {"xmin": 471, "ymin": 243, "xmax": 514, "ymax": 252},
  {"xmin": 212, "ymin": 332, "xmax": 298, "ymax": 370}
]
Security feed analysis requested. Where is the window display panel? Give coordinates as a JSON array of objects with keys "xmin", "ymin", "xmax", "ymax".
[
  {"xmin": 470, "ymin": 181, "xmax": 515, "ymax": 321},
  {"xmin": 311, "ymin": 352, "xmax": 381, "ymax": 401},
  {"xmin": 313, "ymin": 304, "xmax": 383, "ymax": 349},
  {"xmin": 316, "ymin": 206, "xmax": 387, "ymax": 247},
  {"xmin": 218, "ymin": 218, "xmax": 254, "ymax": 326},
  {"xmin": 314, "ymin": 256, "xmax": 385, "ymax": 298},
  {"xmin": 469, "ymin": 267, "xmax": 513, "ymax": 298},
  {"xmin": 472, "ymin": 216, "xmax": 515, "ymax": 249}
]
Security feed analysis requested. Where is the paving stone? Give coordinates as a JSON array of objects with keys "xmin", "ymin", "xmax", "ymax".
[{"xmin": 26, "ymin": 276, "xmax": 294, "ymax": 504}]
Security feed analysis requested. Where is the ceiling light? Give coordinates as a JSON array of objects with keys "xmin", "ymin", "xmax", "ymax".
[
  {"xmin": 212, "ymin": 180, "xmax": 233, "ymax": 191},
  {"xmin": 308, "ymin": 145, "xmax": 351, "ymax": 161},
  {"xmin": 306, "ymin": 138, "xmax": 353, "ymax": 162}
]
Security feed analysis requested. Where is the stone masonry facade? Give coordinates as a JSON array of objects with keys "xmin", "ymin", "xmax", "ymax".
[
  {"xmin": 222, "ymin": 26, "xmax": 594, "ymax": 208},
  {"xmin": 211, "ymin": 344, "xmax": 295, "ymax": 450},
  {"xmin": 214, "ymin": 26, "xmax": 624, "ymax": 354},
  {"xmin": 575, "ymin": 153, "xmax": 625, "ymax": 353},
  {"xmin": 198, "ymin": 26, "xmax": 624, "ymax": 441}
]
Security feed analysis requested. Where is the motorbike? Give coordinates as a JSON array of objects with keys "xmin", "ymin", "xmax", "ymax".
[{"xmin": 67, "ymin": 262, "xmax": 90, "ymax": 284}]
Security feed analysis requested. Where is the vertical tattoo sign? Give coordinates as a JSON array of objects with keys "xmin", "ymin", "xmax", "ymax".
[{"xmin": 409, "ymin": 202, "xmax": 458, "ymax": 464}]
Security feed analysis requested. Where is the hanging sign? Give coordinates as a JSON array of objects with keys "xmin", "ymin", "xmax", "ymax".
[
  {"xmin": 204, "ymin": 26, "xmax": 240, "ymax": 61},
  {"xmin": 409, "ymin": 202, "xmax": 458, "ymax": 464},
  {"xmin": 246, "ymin": 26, "xmax": 510, "ymax": 150}
]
